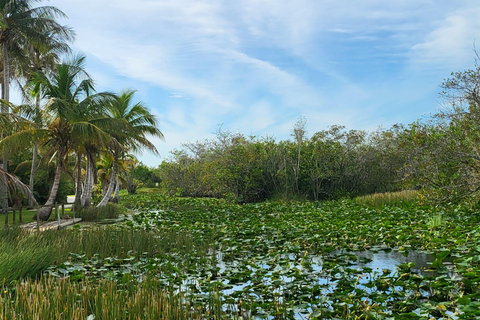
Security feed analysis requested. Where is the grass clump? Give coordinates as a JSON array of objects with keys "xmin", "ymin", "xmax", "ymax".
[
  {"xmin": 78, "ymin": 203, "xmax": 125, "ymax": 221},
  {"xmin": 0, "ymin": 226, "xmax": 213, "ymax": 283},
  {"xmin": 0, "ymin": 276, "xmax": 228, "ymax": 320},
  {"xmin": 0, "ymin": 229, "xmax": 56, "ymax": 283},
  {"xmin": 354, "ymin": 190, "xmax": 420, "ymax": 207}
]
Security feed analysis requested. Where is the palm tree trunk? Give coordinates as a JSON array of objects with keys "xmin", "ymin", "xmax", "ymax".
[
  {"xmin": 0, "ymin": 44, "xmax": 9, "ymax": 211},
  {"xmin": 34, "ymin": 149, "xmax": 65, "ymax": 221},
  {"xmin": 74, "ymin": 152, "xmax": 83, "ymax": 211},
  {"xmin": 28, "ymin": 143, "xmax": 38, "ymax": 207},
  {"xmin": 81, "ymin": 152, "xmax": 95, "ymax": 208},
  {"xmin": 112, "ymin": 176, "xmax": 120, "ymax": 203},
  {"xmin": 28, "ymin": 94, "xmax": 42, "ymax": 207},
  {"xmin": 97, "ymin": 153, "xmax": 117, "ymax": 207},
  {"xmin": 2, "ymin": 43, "xmax": 9, "ymax": 114}
]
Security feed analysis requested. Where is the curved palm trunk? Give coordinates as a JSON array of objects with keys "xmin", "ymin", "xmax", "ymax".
[
  {"xmin": 81, "ymin": 152, "xmax": 95, "ymax": 208},
  {"xmin": 34, "ymin": 149, "xmax": 65, "ymax": 221},
  {"xmin": 97, "ymin": 153, "xmax": 117, "ymax": 207},
  {"xmin": 112, "ymin": 177, "xmax": 120, "ymax": 203},
  {"xmin": 73, "ymin": 152, "xmax": 83, "ymax": 211}
]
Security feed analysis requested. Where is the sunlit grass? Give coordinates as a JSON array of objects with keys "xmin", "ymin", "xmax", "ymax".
[
  {"xmin": 0, "ymin": 276, "xmax": 228, "ymax": 320},
  {"xmin": 354, "ymin": 190, "xmax": 420, "ymax": 206}
]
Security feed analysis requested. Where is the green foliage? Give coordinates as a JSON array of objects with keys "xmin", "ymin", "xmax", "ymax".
[
  {"xmin": 116, "ymin": 193, "xmax": 480, "ymax": 318},
  {"xmin": 159, "ymin": 127, "xmax": 406, "ymax": 203},
  {"xmin": 130, "ymin": 163, "xmax": 161, "ymax": 187},
  {"xmin": 0, "ymin": 228, "xmax": 56, "ymax": 283},
  {"xmin": 0, "ymin": 223, "xmax": 210, "ymax": 283},
  {"xmin": 6, "ymin": 193, "xmax": 480, "ymax": 318},
  {"xmin": 0, "ymin": 276, "xmax": 226, "ymax": 320},
  {"xmin": 78, "ymin": 203, "xmax": 124, "ymax": 221}
]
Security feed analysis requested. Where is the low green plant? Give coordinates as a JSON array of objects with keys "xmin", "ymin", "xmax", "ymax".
[
  {"xmin": 427, "ymin": 212, "xmax": 445, "ymax": 229},
  {"xmin": 78, "ymin": 203, "xmax": 124, "ymax": 221}
]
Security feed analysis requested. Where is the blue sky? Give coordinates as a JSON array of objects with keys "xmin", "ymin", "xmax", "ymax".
[{"xmin": 37, "ymin": 0, "xmax": 480, "ymax": 166}]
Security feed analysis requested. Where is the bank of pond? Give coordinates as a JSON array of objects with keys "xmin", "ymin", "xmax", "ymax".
[{"xmin": 1, "ymin": 193, "xmax": 480, "ymax": 319}]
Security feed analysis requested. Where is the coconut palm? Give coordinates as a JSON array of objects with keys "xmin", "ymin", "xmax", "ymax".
[
  {"xmin": 0, "ymin": 167, "xmax": 36, "ymax": 207},
  {"xmin": 0, "ymin": 0, "xmax": 74, "ymax": 111},
  {"xmin": 0, "ymin": 0, "xmax": 74, "ymax": 210},
  {"xmin": 16, "ymin": 45, "xmax": 72, "ymax": 207},
  {"xmin": 97, "ymin": 90, "xmax": 164, "ymax": 207},
  {"xmin": 23, "ymin": 54, "xmax": 116, "ymax": 220}
]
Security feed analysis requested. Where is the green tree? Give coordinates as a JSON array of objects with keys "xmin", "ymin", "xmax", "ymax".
[
  {"xmin": 97, "ymin": 89, "xmax": 163, "ymax": 207},
  {"xmin": 24, "ymin": 54, "xmax": 113, "ymax": 219},
  {"xmin": 0, "ymin": 0, "xmax": 73, "ymax": 210}
]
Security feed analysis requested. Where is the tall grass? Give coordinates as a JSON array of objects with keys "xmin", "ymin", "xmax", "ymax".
[
  {"xmin": 0, "ymin": 276, "xmax": 228, "ymax": 320},
  {"xmin": 78, "ymin": 203, "xmax": 125, "ymax": 221},
  {"xmin": 354, "ymin": 190, "xmax": 420, "ymax": 207},
  {"xmin": 0, "ymin": 226, "xmax": 213, "ymax": 283}
]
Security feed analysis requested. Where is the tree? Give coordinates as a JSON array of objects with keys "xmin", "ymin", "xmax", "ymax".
[
  {"xmin": 97, "ymin": 89, "xmax": 163, "ymax": 207},
  {"xmin": 0, "ymin": 0, "xmax": 73, "ymax": 211},
  {"xmin": 24, "ymin": 54, "xmax": 113, "ymax": 220}
]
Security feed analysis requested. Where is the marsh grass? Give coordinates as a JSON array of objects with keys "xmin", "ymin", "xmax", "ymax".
[
  {"xmin": 354, "ymin": 190, "xmax": 420, "ymax": 207},
  {"xmin": 78, "ymin": 203, "xmax": 125, "ymax": 221},
  {"xmin": 0, "ymin": 276, "xmax": 228, "ymax": 320},
  {"xmin": 0, "ymin": 226, "xmax": 212, "ymax": 283}
]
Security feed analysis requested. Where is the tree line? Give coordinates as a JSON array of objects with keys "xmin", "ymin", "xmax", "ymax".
[
  {"xmin": 0, "ymin": 0, "xmax": 163, "ymax": 220},
  {"xmin": 2, "ymin": 0, "xmax": 480, "ymax": 211},
  {"xmin": 159, "ymin": 56, "xmax": 480, "ymax": 206}
]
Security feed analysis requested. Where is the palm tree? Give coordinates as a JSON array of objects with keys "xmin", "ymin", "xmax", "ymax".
[
  {"xmin": 24, "ymin": 54, "xmax": 114, "ymax": 220},
  {"xmin": 0, "ymin": 0, "xmax": 74, "ymax": 210},
  {"xmin": 0, "ymin": 167, "xmax": 36, "ymax": 206},
  {"xmin": 17, "ymin": 44, "xmax": 72, "ymax": 207},
  {"xmin": 0, "ymin": 104, "xmax": 36, "ymax": 209},
  {"xmin": 0, "ymin": 0, "xmax": 73, "ymax": 111},
  {"xmin": 97, "ymin": 90, "xmax": 164, "ymax": 207}
]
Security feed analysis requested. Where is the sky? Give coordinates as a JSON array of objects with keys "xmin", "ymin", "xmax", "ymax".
[{"xmin": 34, "ymin": 0, "xmax": 480, "ymax": 166}]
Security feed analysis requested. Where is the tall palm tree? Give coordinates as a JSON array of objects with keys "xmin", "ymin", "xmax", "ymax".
[
  {"xmin": 22, "ymin": 54, "xmax": 114, "ymax": 220},
  {"xmin": 18, "ymin": 44, "xmax": 72, "ymax": 207},
  {"xmin": 0, "ymin": 0, "xmax": 73, "ymax": 111},
  {"xmin": 0, "ymin": 0, "xmax": 74, "ymax": 210},
  {"xmin": 97, "ymin": 90, "xmax": 164, "ymax": 207},
  {"xmin": 0, "ymin": 104, "xmax": 36, "ymax": 208}
]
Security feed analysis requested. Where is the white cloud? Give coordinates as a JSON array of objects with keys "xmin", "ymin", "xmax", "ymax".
[
  {"xmin": 43, "ymin": 0, "xmax": 480, "ymax": 166},
  {"xmin": 408, "ymin": 7, "xmax": 480, "ymax": 70}
]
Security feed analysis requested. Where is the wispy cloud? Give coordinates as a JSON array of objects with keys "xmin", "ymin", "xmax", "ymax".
[{"xmin": 46, "ymin": 0, "xmax": 480, "ymax": 165}]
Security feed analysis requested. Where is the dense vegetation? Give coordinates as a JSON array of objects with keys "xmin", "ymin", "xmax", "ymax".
[
  {"xmin": 1, "ymin": 192, "xmax": 480, "ymax": 319},
  {"xmin": 0, "ymin": 0, "xmax": 163, "ymax": 219},
  {"xmin": 2, "ymin": 1, "xmax": 480, "ymax": 319}
]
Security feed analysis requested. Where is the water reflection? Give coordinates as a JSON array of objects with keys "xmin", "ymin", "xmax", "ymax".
[{"xmin": 349, "ymin": 249, "xmax": 434, "ymax": 271}]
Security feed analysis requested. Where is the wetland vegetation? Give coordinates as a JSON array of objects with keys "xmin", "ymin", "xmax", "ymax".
[
  {"xmin": 2, "ymin": 1, "xmax": 480, "ymax": 319},
  {"xmin": 1, "ymin": 192, "xmax": 480, "ymax": 319}
]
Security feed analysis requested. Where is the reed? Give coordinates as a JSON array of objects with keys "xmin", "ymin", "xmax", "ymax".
[
  {"xmin": 0, "ymin": 227, "xmax": 213, "ymax": 283},
  {"xmin": 354, "ymin": 190, "xmax": 420, "ymax": 207},
  {"xmin": 0, "ymin": 276, "xmax": 227, "ymax": 320}
]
